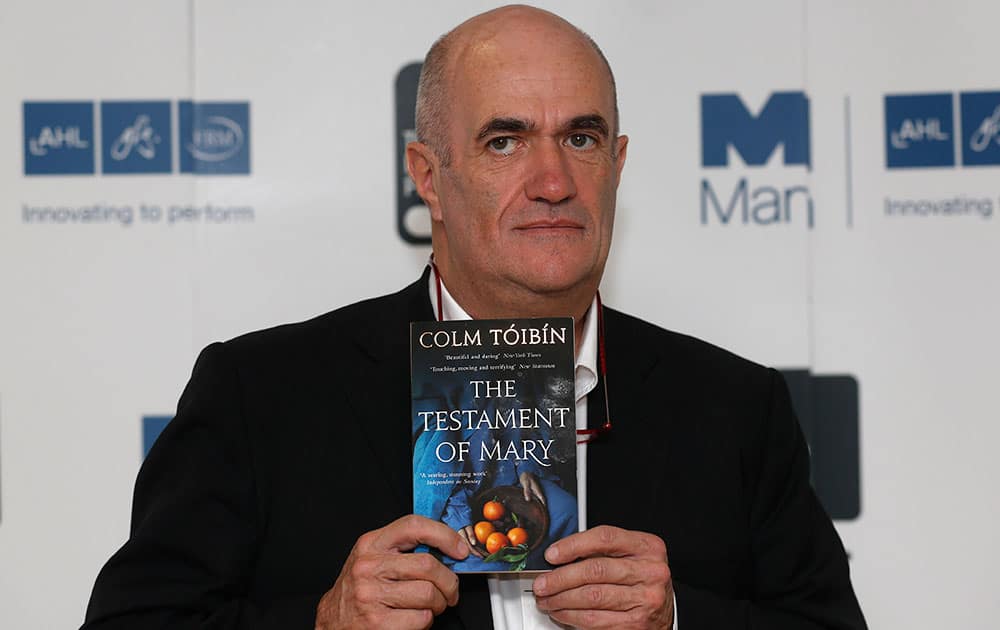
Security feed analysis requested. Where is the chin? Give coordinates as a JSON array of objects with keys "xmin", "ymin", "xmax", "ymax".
[{"xmin": 513, "ymin": 262, "xmax": 594, "ymax": 297}]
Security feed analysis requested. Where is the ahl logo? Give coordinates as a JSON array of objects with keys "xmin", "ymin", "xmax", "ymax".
[
  {"xmin": 884, "ymin": 93, "xmax": 954, "ymax": 168},
  {"xmin": 179, "ymin": 101, "xmax": 250, "ymax": 174},
  {"xmin": 101, "ymin": 101, "xmax": 172, "ymax": 174},
  {"xmin": 22, "ymin": 100, "xmax": 250, "ymax": 176},
  {"xmin": 699, "ymin": 91, "xmax": 814, "ymax": 228},
  {"xmin": 23, "ymin": 101, "xmax": 95, "ymax": 175},
  {"xmin": 960, "ymin": 91, "xmax": 1000, "ymax": 167},
  {"xmin": 885, "ymin": 91, "xmax": 1000, "ymax": 168}
]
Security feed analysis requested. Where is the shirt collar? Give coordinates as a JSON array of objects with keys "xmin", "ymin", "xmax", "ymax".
[{"xmin": 427, "ymin": 263, "xmax": 599, "ymax": 403}]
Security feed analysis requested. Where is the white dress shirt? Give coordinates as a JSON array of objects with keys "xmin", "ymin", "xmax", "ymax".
[{"xmin": 428, "ymin": 266, "xmax": 676, "ymax": 629}]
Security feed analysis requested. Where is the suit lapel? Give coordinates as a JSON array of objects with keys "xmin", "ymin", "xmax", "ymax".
[
  {"xmin": 587, "ymin": 307, "xmax": 669, "ymax": 529},
  {"xmin": 341, "ymin": 269, "xmax": 435, "ymax": 513},
  {"xmin": 341, "ymin": 269, "xmax": 495, "ymax": 629}
]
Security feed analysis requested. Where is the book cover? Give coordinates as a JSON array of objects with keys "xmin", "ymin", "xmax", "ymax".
[{"xmin": 411, "ymin": 317, "xmax": 577, "ymax": 573}]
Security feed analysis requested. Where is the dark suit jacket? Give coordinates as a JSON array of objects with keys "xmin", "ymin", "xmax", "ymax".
[{"xmin": 84, "ymin": 270, "xmax": 866, "ymax": 629}]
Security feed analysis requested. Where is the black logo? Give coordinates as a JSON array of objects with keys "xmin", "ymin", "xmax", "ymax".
[
  {"xmin": 395, "ymin": 63, "xmax": 429, "ymax": 244},
  {"xmin": 780, "ymin": 369, "xmax": 861, "ymax": 521}
]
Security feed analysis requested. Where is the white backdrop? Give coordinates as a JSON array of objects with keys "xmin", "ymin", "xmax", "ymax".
[{"xmin": 1, "ymin": 1, "xmax": 998, "ymax": 628}]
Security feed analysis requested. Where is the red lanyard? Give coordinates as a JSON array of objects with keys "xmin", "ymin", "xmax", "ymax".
[{"xmin": 430, "ymin": 262, "xmax": 612, "ymax": 443}]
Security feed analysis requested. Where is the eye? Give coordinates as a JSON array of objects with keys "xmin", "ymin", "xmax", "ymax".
[
  {"xmin": 487, "ymin": 136, "xmax": 518, "ymax": 156},
  {"xmin": 566, "ymin": 133, "xmax": 597, "ymax": 150}
]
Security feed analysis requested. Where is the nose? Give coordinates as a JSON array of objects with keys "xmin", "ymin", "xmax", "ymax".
[{"xmin": 524, "ymin": 139, "xmax": 577, "ymax": 205}]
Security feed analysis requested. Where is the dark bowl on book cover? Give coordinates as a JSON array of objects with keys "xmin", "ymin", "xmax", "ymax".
[{"xmin": 470, "ymin": 485, "xmax": 550, "ymax": 551}]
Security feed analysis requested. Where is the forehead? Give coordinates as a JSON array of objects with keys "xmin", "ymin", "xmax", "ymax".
[{"xmin": 450, "ymin": 28, "xmax": 614, "ymax": 129}]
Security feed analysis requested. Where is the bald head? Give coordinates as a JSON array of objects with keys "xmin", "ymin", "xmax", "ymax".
[{"xmin": 415, "ymin": 5, "xmax": 619, "ymax": 166}]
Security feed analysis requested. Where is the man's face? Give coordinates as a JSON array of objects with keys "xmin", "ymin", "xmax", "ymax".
[{"xmin": 428, "ymin": 25, "xmax": 627, "ymax": 306}]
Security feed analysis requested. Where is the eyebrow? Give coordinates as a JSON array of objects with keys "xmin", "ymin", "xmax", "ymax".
[
  {"xmin": 562, "ymin": 114, "xmax": 610, "ymax": 139},
  {"xmin": 475, "ymin": 117, "xmax": 536, "ymax": 141},
  {"xmin": 473, "ymin": 114, "xmax": 612, "ymax": 142}
]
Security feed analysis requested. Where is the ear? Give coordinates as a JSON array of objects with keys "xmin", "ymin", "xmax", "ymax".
[
  {"xmin": 613, "ymin": 135, "xmax": 628, "ymax": 186},
  {"xmin": 406, "ymin": 142, "xmax": 443, "ymax": 221}
]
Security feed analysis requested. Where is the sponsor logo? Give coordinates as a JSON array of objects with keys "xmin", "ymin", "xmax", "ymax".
[
  {"xmin": 882, "ymin": 91, "xmax": 998, "ymax": 220},
  {"xmin": 23, "ymin": 101, "xmax": 95, "ymax": 175},
  {"xmin": 395, "ymin": 63, "xmax": 430, "ymax": 244},
  {"xmin": 960, "ymin": 91, "xmax": 1000, "ymax": 167},
  {"xmin": 699, "ymin": 91, "xmax": 814, "ymax": 228},
  {"xmin": 21, "ymin": 100, "xmax": 250, "ymax": 176},
  {"xmin": 101, "ymin": 101, "xmax": 172, "ymax": 174},
  {"xmin": 884, "ymin": 93, "xmax": 954, "ymax": 169},
  {"xmin": 142, "ymin": 415, "xmax": 172, "ymax": 458},
  {"xmin": 701, "ymin": 92, "xmax": 811, "ymax": 168},
  {"xmin": 179, "ymin": 101, "xmax": 250, "ymax": 175},
  {"xmin": 780, "ymin": 370, "xmax": 861, "ymax": 520}
]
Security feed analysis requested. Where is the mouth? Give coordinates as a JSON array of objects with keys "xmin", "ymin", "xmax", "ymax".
[{"xmin": 514, "ymin": 219, "xmax": 585, "ymax": 232}]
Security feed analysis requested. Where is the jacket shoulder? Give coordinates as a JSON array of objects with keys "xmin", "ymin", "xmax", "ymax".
[
  {"xmin": 204, "ymin": 276, "xmax": 429, "ymax": 372},
  {"xmin": 227, "ymin": 293, "xmax": 394, "ymax": 350},
  {"xmin": 604, "ymin": 306, "xmax": 769, "ymax": 380}
]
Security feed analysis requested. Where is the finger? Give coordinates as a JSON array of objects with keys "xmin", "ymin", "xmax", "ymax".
[
  {"xmin": 544, "ymin": 526, "xmax": 666, "ymax": 565},
  {"xmin": 547, "ymin": 608, "xmax": 635, "ymax": 629},
  {"xmin": 369, "ymin": 515, "xmax": 469, "ymax": 560},
  {"xmin": 382, "ymin": 579, "xmax": 450, "ymax": 616},
  {"xmin": 460, "ymin": 527, "xmax": 476, "ymax": 549},
  {"xmin": 533, "ymin": 557, "xmax": 648, "ymax": 597},
  {"xmin": 380, "ymin": 553, "xmax": 461, "ymax": 606},
  {"xmin": 382, "ymin": 608, "xmax": 436, "ymax": 630},
  {"xmin": 536, "ymin": 583, "xmax": 651, "ymax": 614},
  {"xmin": 460, "ymin": 527, "xmax": 485, "ymax": 558},
  {"xmin": 531, "ymin": 481, "xmax": 547, "ymax": 506}
]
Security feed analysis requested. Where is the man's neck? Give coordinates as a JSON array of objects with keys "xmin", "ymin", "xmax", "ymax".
[{"xmin": 431, "ymin": 264, "xmax": 593, "ymax": 356}]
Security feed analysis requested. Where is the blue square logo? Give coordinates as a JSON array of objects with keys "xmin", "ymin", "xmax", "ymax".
[
  {"xmin": 23, "ymin": 101, "xmax": 95, "ymax": 175},
  {"xmin": 885, "ymin": 93, "xmax": 955, "ymax": 169},
  {"xmin": 179, "ymin": 101, "xmax": 251, "ymax": 174},
  {"xmin": 960, "ymin": 91, "xmax": 1000, "ymax": 167},
  {"xmin": 701, "ymin": 92, "xmax": 811, "ymax": 168},
  {"xmin": 142, "ymin": 415, "xmax": 172, "ymax": 458},
  {"xmin": 101, "ymin": 101, "xmax": 172, "ymax": 174}
]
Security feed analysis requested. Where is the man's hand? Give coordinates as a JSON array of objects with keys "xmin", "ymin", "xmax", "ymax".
[
  {"xmin": 532, "ymin": 525, "xmax": 674, "ymax": 630},
  {"xmin": 315, "ymin": 515, "xmax": 469, "ymax": 630},
  {"xmin": 459, "ymin": 524, "xmax": 485, "ymax": 558},
  {"xmin": 519, "ymin": 471, "xmax": 547, "ymax": 506}
]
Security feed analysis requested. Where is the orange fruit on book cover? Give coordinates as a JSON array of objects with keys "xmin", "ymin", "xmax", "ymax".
[
  {"xmin": 507, "ymin": 527, "xmax": 529, "ymax": 547},
  {"xmin": 483, "ymin": 500, "xmax": 505, "ymax": 521},
  {"xmin": 474, "ymin": 521, "xmax": 495, "ymax": 545},
  {"xmin": 485, "ymin": 532, "xmax": 511, "ymax": 554}
]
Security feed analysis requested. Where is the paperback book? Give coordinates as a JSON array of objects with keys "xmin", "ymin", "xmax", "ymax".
[{"xmin": 411, "ymin": 317, "xmax": 577, "ymax": 573}]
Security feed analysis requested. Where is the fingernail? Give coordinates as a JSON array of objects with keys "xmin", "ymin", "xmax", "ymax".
[
  {"xmin": 457, "ymin": 540, "xmax": 469, "ymax": 558},
  {"xmin": 534, "ymin": 576, "xmax": 548, "ymax": 594},
  {"xmin": 545, "ymin": 544, "xmax": 559, "ymax": 563}
]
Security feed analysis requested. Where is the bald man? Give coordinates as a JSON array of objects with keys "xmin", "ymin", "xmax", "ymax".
[{"xmin": 84, "ymin": 6, "xmax": 866, "ymax": 630}]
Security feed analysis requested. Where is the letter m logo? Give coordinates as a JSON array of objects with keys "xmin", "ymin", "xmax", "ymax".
[{"xmin": 701, "ymin": 92, "xmax": 811, "ymax": 168}]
